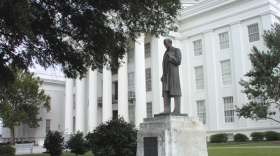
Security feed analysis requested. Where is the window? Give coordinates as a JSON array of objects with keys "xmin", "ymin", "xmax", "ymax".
[
  {"xmin": 221, "ymin": 60, "xmax": 232, "ymax": 86},
  {"xmin": 197, "ymin": 100, "xmax": 206, "ymax": 124},
  {"xmin": 73, "ymin": 94, "xmax": 76, "ymax": 110},
  {"xmin": 128, "ymin": 48, "xmax": 134, "ymax": 63},
  {"xmin": 46, "ymin": 119, "xmax": 51, "ymax": 133},
  {"xmin": 73, "ymin": 117, "xmax": 75, "ymax": 132},
  {"xmin": 248, "ymin": 24, "xmax": 260, "ymax": 43},
  {"xmin": 128, "ymin": 72, "xmax": 134, "ymax": 92},
  {"xmin": 145, "ymin": 43, "xmax": 151, "ymax": 58},
  {"xmin": 219, "ymin": 32, "xmax": 229, "ymax": 50},
  {"xmin": 195, "ymin": 66, "xmax": 204, "ymax": 90},
  {"xmin": 146, "ymin": 68, "xmax": 152, "ymax": 92},
  {"xmin": 146, "ymin": 102, "xmax": 153, "ymax": 118},
  {"xmin": 193, "ymin": 40, "xmax": 202, "ymax": 56},
  {"xmin": 224, "ymin": 97, "xmax": 234, "ymax": 123},
  {"xmin": 129, "ymin": 105, "xmax": 135, "ymax": 123}
]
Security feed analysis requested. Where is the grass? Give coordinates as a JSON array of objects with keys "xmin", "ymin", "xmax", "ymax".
[
  {"xmin": 208, "ymin": 148, "xmax": 280, "ymax": 156},
  {"xmin": 208, "ymin": 141, "xmax": 280, "ymax": 156},
  {"xmin": 207, "ymin": 141, "xmax": 280, "ymax": 148}
]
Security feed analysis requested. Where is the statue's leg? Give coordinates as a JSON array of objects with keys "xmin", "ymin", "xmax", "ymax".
[
  {"xmin": 172, "ymin": 96, "xmax": 181, "ymax": 114},
  {"xmin": 163, "ymin": 91, "xmax": 171, "ymax": 113}
]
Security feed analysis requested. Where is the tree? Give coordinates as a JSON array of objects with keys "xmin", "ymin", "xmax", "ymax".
[
  {"xmin": 236, "ymin": 23, "xmax": 280, "ymax": 123},
  {"xmin": 67, "ymin": 131, "xmax": 87, "ymax": 156},
  {"xmin": 0, "ymin": 0, "xmax": 181, "ymax": 85},
  {"xmin": 0, "ymin": 66, "xmax": 50, "ymax": 145},
  {"xmin": 85, "ymin": 117, "xmax": 137, "ymax": 156},
  {"xmin": 44, "ymin": 130, "xmax": 64, "ymax": 156}
]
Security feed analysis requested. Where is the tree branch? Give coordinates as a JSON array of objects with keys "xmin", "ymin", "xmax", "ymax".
[{"xmin": 267, "ymin": 117, "xmax": 280, "ymax": 123}]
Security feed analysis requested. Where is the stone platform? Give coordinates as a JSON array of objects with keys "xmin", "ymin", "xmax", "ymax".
[{"xmin": 136, "ymin": 115, "xmax": 208, "ymax": 156}]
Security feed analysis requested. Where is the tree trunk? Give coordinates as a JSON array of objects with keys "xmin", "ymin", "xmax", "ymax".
[{"xmin": 10, "ymin": 125, "xmax": 15, "ymax": 145}]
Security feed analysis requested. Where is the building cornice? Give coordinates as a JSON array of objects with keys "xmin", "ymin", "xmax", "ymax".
[
  {"xmin": 179, "ymin": 0, "xmax": 252, "ymax": 24},
  {"xmin": 179, "ymin": 2, "xmax": 273, "ymax": 33}
]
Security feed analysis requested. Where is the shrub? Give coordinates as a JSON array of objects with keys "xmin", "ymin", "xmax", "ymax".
[
  {"xmin": 44, "ymin": 130, "xmax": 64, "ymax": 156},
  {"xmin": 250, "ymin": 132, "xmax": 265, "ymax": 141},
  {"xmin": 67, "ymin": 131, "xmax": 87, "ymax": 156},
  {"xmin": 234, "ymin": 133, "xmax": 248, "ymax": 142},
  {"xmin": 210, "ymin": 133, "xmax": 228, "ymax": 143},
  {"xmin": 85, "ymin": 117, "xmax": 137, "ymax": 156},
  {"xmin": 23, "ymin": 141, "xmax": 30, "ymax": 143},
  {"xmin": 265, "ymin": 131, "xmax": 280, "ymax": 141},
  {"xmin": 0, "ymin": 145, "xmax": 16, "ymax": 156}
]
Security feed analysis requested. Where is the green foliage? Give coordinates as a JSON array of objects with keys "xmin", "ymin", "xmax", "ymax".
[
  {"xmin": 0, "ymin": 145, "xmax": 16, "ymax": 156},
  {"xmin": 234, "ymin": 133, "xmax": 248, "ymax": 142},
  {"xmin": 210, "ymin": 133, "xmax": 228, "ymax": 143},
  {"xmin": 236, "ymin": 23, "xmax": 280, "ymax": 123},
  {"xmin": 250, "ymin": 132, "xmax": 265, "ymax": 141},
  {"xmin": 265, "ymin": 131, "xmax": 280, "ymax": 141},
  {"xmin": 0, "ymin": 66, "xmax": 50, "ymax": 144},
  {"xmin": 67, "ymin": 131, "xmax": 87, "ymax": 156},
  {"xmin": 85, "ymin": 117, "xmax": 137, "ymax": 156},
  {"xmin": 44, "ymin": 130, "xmax": 64, "ymax": 156},
  {"xmin": 0, "ymin": 0, "xmax": 181, "ymax": 84}
]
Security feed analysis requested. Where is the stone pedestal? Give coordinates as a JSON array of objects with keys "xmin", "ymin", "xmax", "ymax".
[{"xmin": 136, "ymin": 115, "xmax": 208, "ymax": 156}]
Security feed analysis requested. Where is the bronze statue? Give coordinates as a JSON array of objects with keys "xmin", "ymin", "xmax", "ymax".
[{"xmin": 161, "ymin": 38, "xmax": 181, "ymax": 114}]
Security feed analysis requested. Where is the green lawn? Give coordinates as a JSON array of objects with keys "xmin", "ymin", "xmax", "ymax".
[
  {"xmin": 19, "ymin": 141, "xmax": 280, "ymax": 156},
  {"xmin": 207, "ymin": 141, "xmax": 280, "ymax": 148}
]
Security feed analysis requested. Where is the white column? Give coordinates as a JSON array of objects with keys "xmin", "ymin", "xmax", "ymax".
[
  {"xmin": 118, "ymin": 53, "xmax": 129, "ymax": 121},
  {"xmin": 102, "ymin": 66, "xmax": 112, "ymax": 122},
  {"xmin": 135, "ymin": 34, "xmax": 147, "ymax": 127},
  {"xmin": 88, "ymin": 70, "xmax": 98, "ymax": 131},
  {"xmin": 151, "ymin": 37, "xmax": 165, "ymax": 114},
  {"xmin": 179, "ymin": 37, "xmax": 191, "ymax": 115},
  {"xmin": 204, "ymin": 30, "xmax": 219, "ymax": 129},
  {"xmin": 65, "ymin": 79, "xmax": 74, "ymax": 133},
  {"xmin": 230, "ymin": 21, "xmax": 248, "ymax": 128},
  {"xmin": 76, "ymin": 78, "xmax": 86, "ymax": 132}
]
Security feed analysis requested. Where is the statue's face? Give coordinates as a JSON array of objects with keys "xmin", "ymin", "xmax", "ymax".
[{"xmin": 164, "ymin": 40, "xmax": 171, "ymax": 49}]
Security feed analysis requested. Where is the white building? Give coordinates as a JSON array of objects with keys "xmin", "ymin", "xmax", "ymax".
[{"xmin": 3, "ymin": 0, "xmax": 280, "ymax": 143}]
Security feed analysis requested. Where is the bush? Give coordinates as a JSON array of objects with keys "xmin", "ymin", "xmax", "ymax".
[
  {"xmin": 210, "ymin": 133, "xmax": 228, "ymax": 143},
  {"xmin": 23, "ymin": 141, "xmax": 30, "ymax": 143},
  {"xmin": 234, "ymin": 133, "xmax": 248, "ymax": 142},
  {"xmin": 265, "ymin": 131, "xmax": 280, "ymax": 141},
  {"xmin": 0, "ymin": 145, "xmax": 15, "ymax": 156},
  {"xmin": 67, "ymin": 131, "xmax": 87, "ymax": 156},
  {"xmin": 44, "ymin": 130, "xmax": 64, "ymax": 156},
  {"xmin": 250, "ymin": 132, "xmax": 265, "ymax": 141},
  {"xmin": 85, "ymin": 117, "xmax": 137, "ymax": 156}
]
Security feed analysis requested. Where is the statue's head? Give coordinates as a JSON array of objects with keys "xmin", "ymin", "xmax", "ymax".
[{"xmin": 164, "ymin": 38, "xmax": 172, "ymax": 49}]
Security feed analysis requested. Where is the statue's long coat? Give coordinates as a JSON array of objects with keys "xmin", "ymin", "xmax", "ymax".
[{"xmin": 162, "ymin": 46, "xmax": 182, "ymax": 97}]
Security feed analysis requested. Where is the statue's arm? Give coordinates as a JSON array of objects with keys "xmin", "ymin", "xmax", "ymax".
[{"xmin": 168, "ymin": 49, "xmax": 181, "ymax": 66}]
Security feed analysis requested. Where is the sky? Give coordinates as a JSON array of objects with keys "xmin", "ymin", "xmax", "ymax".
[{"xmin": 29, "ymin": 64, "xmax": 64, "ymax": 76}]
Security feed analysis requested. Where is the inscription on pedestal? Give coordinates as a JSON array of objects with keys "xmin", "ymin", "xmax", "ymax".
[{"xmin": 144, "ymin": 137, "xmax": 158, "ymax": 156}]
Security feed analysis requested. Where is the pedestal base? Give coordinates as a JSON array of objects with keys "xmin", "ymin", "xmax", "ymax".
[{"xmin": 136, "ymin": 115, "xmax": 208, "ymax": 156}]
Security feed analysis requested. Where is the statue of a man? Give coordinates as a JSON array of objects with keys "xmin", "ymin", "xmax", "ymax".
[{"xmin": 161, "ymin": 38, "xmax": 181, "ymax": 114}]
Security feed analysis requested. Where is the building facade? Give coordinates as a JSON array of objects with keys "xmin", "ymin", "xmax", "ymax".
[{"xmin": 3, "ymin": 0, "xmax": 280, "ymax": 143}]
